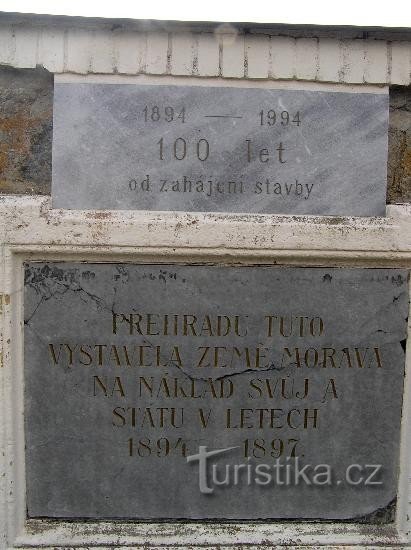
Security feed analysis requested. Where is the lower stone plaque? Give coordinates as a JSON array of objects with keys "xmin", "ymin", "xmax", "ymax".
[{"xmin": 24, "ymin": 263, "xmax": 407, "ymax": 520}]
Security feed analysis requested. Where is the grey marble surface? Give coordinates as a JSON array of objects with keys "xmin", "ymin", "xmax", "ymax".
[
  {"xmin": 24, "ymin": 263, "xmax": 407, "ymax": 520},
  {"xmin": 52, "ymin": 84, "xmax": 388, "ymax": 216}
]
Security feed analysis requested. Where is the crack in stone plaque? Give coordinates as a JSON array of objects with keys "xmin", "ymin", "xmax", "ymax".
[{"xmin": 24, "ymin": 263, "xmax": 407, "ymax": 521}]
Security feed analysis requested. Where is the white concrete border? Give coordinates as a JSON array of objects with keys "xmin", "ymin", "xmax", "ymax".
[
  {"xmin": 0, "ymin": 23, "xmax": 410, "ymax": 85},
  {"xmin": 0, "ymin": 195, "xmax": 410, "ymax": 548}
]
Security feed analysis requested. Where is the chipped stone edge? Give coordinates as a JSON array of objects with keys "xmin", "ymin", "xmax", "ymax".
[
  {"xmin": 54, "ymin": 72, "xmax": 389, "ymax": 93},
  {"xmin": 0, "ymin": 195, "xmax": 410, "ymax": 548}
]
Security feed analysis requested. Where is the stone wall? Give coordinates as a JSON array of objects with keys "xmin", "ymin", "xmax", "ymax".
[
  {"xmin": 388, "ymin": 86, "xmax": 411, "ymax": 203},
  {"xmin": 0, "ymin": 65, "xmax": 409, "ymax": 204},
  {"xmin": 0, "ymin": 66, "xmax": 52, "ymax": 195}
]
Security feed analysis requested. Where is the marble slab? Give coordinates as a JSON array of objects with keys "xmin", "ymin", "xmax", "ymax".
[
  {"xmin": 51, "ymin": 84, "xmax": 388, "ymax": 216},
  {"xmin": 24, "ymin": 263, "xmax": 407, "ymax": 520}
]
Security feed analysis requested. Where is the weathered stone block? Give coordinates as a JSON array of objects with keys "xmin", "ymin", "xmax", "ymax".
[
  {"xmin": 0, "ymin": 66, "xmax": 52, "ymax": 195},
  {"xmin": 387, "ymin": 86, "xmax": 411, "ymax": 203}
]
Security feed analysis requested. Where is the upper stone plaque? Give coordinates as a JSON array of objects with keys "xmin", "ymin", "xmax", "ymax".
[{"xmin": 52, "ymin": 83, "xmax": 388, "ymax": 216}]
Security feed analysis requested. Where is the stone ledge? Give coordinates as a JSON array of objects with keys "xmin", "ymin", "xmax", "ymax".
[{"xmin": 0, "ymin": 195, "xmax": 410, "ymax": 258}]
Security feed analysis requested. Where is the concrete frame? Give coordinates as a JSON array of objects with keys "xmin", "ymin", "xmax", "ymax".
[{"xmin": 0, "ymin": 195, "xmax": 410, "ymax": 548}]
